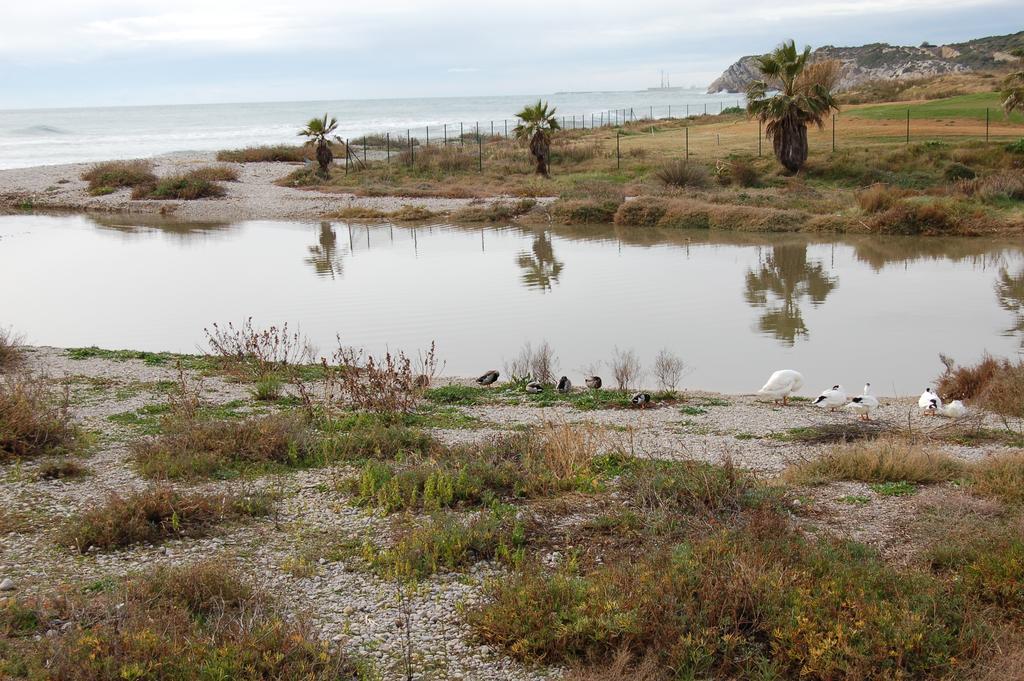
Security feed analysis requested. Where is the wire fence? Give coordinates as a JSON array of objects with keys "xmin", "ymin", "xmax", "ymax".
[{"xmin": 330, "ymin": 101, "xmax": 1024, "ymax": 175}]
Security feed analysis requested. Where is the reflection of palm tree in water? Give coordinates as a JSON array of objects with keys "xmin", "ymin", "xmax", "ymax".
[
  {"xmin": 517, "ymin": 231, "xmax": 564, "ymax": 291},
  {"xmin": 744, "ymin": 244, "xmax": 837, "ymax": 344},
  {"xmin": 305, "ymin": 222, "xmax": 345, "ymax": 279},
  {"xmin": 996, "ymin": 266, "xmax": 1024, "ymax": 346}
]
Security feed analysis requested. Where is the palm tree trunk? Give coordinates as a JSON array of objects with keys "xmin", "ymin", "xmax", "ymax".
[
  {"xmin": 529, "ymin": 131, "xmax": 550, "ymax": 176},
  {"xmin": 316, "ymin": 142, "xmax": 333, "ymax": 177},
  {"xmin": 773, "ymin": 116, "xmax": 808, "ymax": 173}
]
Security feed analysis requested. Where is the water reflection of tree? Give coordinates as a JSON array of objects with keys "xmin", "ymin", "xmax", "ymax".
[
  {"xmin": 517, "ymin": 231, "xmax": 564, "ymax": 292},
  {"xmin": 305, "ymin": 222, "xmax": 345, "ymax": 279},
  {"xmin": 996, "ymin": 266, "xmax": 1024, "ymax": 346},
  {"xmin": 744, "ymin": 244, "xmax": 837, "ymax": 344}
]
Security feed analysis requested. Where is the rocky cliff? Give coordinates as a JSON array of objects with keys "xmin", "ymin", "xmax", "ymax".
[{"xmin": 707, "ymin": 31, "xmax": 1024, "ymax": 93}]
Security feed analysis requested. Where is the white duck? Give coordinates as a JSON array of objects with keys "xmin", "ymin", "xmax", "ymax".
[
  {"xmin": 918, "ymin": 388, "xmax": 943, "ymax": 416},
  {"xmin": 812, "ymin": 384, "xmax": 847, "ymax": 412},
  {"xmin": 845, "ymin": 383, "xmax": 880, "ymax": 421},
  {"xmin": 943, "ymin": 400, "xmax": 968, "ymax": 418},
  {"xmin": 758, "ymin": 369, "xmax": 804, "ymax": 406}
]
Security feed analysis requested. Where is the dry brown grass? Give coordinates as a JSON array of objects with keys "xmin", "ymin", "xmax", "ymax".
[
  {"xmin": 563, "ymin": 650, "xmax": 664, "ymax": 681},
  {"xmin": 783, "ymin": 438, "xmax": 964, "ymax": 485},
  {"xmin": 0, "ymin": 326, "xmax": 24, "ymax": 370},
  {"xmin": 968, "ymin": 451, "xmax": 1024, "ymax": 505},
  {"xmin": 215, "ymin": 144, "xmax": 310, "ymax": 162},
  {"xmin": 36, "ymin": 457, "xmax": 88, "ymax": 480},
  {"xmin": 856, "ymin": 183, "xmax": 903, "ymax": 212},
  {"xmin": 938, "ymin": 354, "xmax": 1024, "ymax": 418},
  {"xmin": 0, "ymin": 372, "xmax": 82, "ymax": 462},
  {"xmin": 58, "ymin": 486, "xmax": 272, "ymax": 552},
  {"xmin": 186, "ymin": 165, "xmax": 240, "ymax": 182}
]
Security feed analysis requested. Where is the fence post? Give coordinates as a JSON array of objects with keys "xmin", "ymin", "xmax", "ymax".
[
  {"xmin": 409, "ymin": 130, "xmax": 413, "ymax": 165},
  {"xmin": 668, "ymin": 105, "xmax": 671, "ymax": 119},
  {"xmin": 491, "ymin": 121, "xmax": 494, "ymax": 137},
  {"xmin": 704, "ymin": 103, "xmax": 707, "ymax": 115},
  {"xmin": 686, "ymin": 104, "xmax": 689, "ymax": 118},
  {"xmin": 443, "ymin": 123, "xmax": 447, "ymax": 146},
  {"xmin": 719, "ymin": 102, "xmax": 723, "ymax": 114},
  {"xmin": 685, "ymin": 126, "xmax": 689, "ymax": 159},
  {"xmin": 345, "ymin": 139, "xmax": 349, "ymax": 174},
  {"xmin": 426, "ymin": 126, "xmax": 429, "ymax": 146},
  {"xmin": 362, "ymin": 136, "xmax": 366, "ymax": 164},
  {"xmin": 649, "ymin": 105, "xmax": 653, "ymax": 119},
  {"xmin": 478, "ymin": 133, "xmax": 483, "ymax": 172},
  {"xmin": 906, "ymin": 108, "xmax": 910, "ymax": 145},
  {"xmin": 460, "ymin": 122, "xmax": 464, "ymax": 147},
  {"xmin": 504, "ymin": 119, "xmax": 507, "ymax": 137},
  {"xmin": 386, "ymin": 133, "xmax": 390, "ymax": 163},
  {"xmin": 616, "ymin": 131, "xmax": 621, "ymax": 170}
]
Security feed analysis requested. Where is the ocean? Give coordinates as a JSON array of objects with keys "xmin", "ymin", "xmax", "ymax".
[{"xmin": 0, "ymin": 89, "xmax": 743, "ymax": 170}]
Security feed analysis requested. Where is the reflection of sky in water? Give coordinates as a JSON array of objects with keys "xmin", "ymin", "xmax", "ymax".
[{"xmin": 1, "ymin": 214, "xmax": 1021, "ymax": 394}]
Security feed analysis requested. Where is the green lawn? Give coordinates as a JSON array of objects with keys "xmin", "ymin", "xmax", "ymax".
[{"xmin": 848, "ymin": 92, "xmax": 1024, "ymax": 123}]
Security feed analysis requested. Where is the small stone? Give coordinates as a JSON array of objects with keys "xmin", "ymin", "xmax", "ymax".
[
  {"xmin": 45, "ymin": 629, "xmax": 58, "ymax": 638},
  {"xmin": 343, "ymin": 606, "xmax": 355, "ymax": 616},
  {"xmin": 0, "ymin": 578, "xmax": 14, "ymax": 592}
]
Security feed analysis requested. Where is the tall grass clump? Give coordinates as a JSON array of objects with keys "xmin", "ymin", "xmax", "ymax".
[
  {"xmin": 938, "ymin": 354, "xmax": 1024, "ymax": 418},
  {"xmin": 0, "ymin": 561, "xmax": 359, "ymax": 680},
  {"xmin": 216, "ymin": 144, "xmax": 309, "ymax": 162},
  {"xmin": 348, "ymin": 422, "xmax": 609, "ymax": 513},
  {"xmin": 783, "ymin": 438, "xmax": 963, "ymax": 485},
  {"xmin": 134, "ymin": 170, "xmax": 227, "ymax": 200},
  {"xmin": 81, "ymin": 160, "xmax": 156, "ymax": 195},
  {"xmin": 0, "ymin": 326, "xmax": 24, "ymax": 370},
  {"xmin": 967, "ymin": 451, "xmax": 1024, "ymax": 506},
  {"xmin": 655, "ymin": 160, "xmax": 709, "ymax": 188},
  {"xmin": 58, "ymin": 486, "xmax": 272, "ymax": 552},
  {"xmin": 361, "ymin": 505, "xmax": 527, "ymax": 578},
  {"xmin": 0, "ymin": 372, "xmax": 82, "ymax": 462},
  {"xmin": 856, "ymin": 184, "xmax": 902, "ymax": 213}
]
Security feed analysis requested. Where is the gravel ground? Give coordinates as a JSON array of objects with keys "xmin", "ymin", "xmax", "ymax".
[
  {"xmin": 1, "ymin": 346, "xmax": 1017, "ymax": 679},
  {"xmin": 0, "ymin": 153, "xmax": 551, "ymax": 222}
]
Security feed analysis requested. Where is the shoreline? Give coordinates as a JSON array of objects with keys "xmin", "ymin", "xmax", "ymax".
[
  {"xmin": 0, "ymin": 152, "xmax": 545, "ymax": 222},
  {"xmin": 2, "ymin": 345, "xmax": 1021, "ymax": 678}
]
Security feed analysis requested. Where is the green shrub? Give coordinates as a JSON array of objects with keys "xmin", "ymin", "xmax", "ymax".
[
  {"xmin": 0, "ymin": 562, "xmax": 359, "ymax": 680},
  {"xmin": 362, "ymin": 505, "xmax": 526, "ymax": 578},
  {"xmin": 944, "ymin": 162, "xmax": 977, "ymax": 181},
  {"xmin": 1005, "ymin": 139, "xmax": 1024, "ymax": 154},
  {"xmin": 81, "ymin": 160, "xmax": 156, "ymax": 192},
  {"xmin": 138, "ymin": 175, "xmax": 226, "ymax": 200},
  {"xmin": 470, "ymin": 519, "xmax": 977, "ymax": 677}
]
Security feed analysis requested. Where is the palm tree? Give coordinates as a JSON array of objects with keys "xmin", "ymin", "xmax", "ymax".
[
  {"xmin": 1002, "ymin": 49, "xmax": 1024, "ymax": 115},
  {"xmin": 514, "ymin": 100, "xmax": 560, "ymax": 176},
  {"xmin": 746, "ymin": 41, "xmax": 840, "ymax": 173},
  {"xmin": 299, "ymin": 114, "xmax": 341, "ymax": 177}
]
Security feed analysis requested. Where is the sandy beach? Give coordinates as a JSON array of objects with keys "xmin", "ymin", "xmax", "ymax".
[{"xmin": 0, "ymin": 153, "xmax": 542, "ymax": 222}]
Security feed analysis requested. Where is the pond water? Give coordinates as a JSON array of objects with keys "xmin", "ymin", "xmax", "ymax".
[{"xmin": 1, "ymin": 213, "xmax": 1022, "ymax": 394}]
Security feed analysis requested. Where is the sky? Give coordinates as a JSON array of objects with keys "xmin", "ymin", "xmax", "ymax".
[{"xmin": 1, "ymin": 1, "xmax": 1021, "ymax": 110}]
